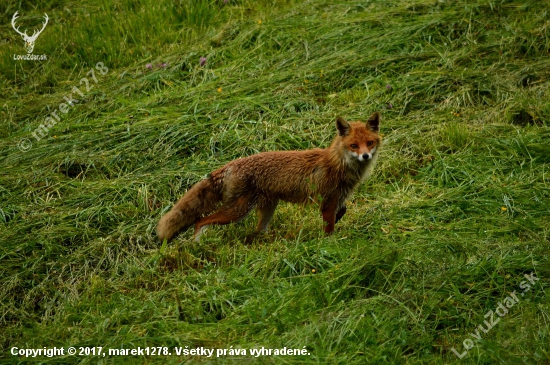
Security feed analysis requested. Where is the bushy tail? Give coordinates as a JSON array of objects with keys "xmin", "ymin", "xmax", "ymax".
[{"xmin": 156, "ymin": 177, "xmax": 222, "ymax": 242}]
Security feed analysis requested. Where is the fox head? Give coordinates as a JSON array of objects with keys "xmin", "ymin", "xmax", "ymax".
[{"xmin": 336, "ymin": 112, "xmax": 381, "ymax": 163}]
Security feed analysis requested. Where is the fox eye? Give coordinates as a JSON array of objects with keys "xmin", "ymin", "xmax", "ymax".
[
  {"xmin": 367, "ymin": 141, "xmax": 374, "ymax": 147},
  {"xmin": 350, "ymin": 144, "xmax": 358, "ymax": 149}
]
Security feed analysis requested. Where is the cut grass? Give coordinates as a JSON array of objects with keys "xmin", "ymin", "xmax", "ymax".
[{"xmin": 1, "ymin": 0, "xmax": 549, "ymax": 363}]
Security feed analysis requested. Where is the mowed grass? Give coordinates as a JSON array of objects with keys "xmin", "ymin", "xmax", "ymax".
[{"xmin": 1, "ymin": 0, "xmax": 549, "ymax": 363}]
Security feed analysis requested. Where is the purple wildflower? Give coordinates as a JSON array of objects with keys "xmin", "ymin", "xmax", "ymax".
[
  {"xmin": 386, "ymin": 84, "xmax": 392, "ymax": 90},
  {"xmin": 161, "ymin": 62, "xmax": 169, "ymax": 68},
  {"xmin": 146, "ymin": 63, "xmax": 153, "ymax": 70},
  {"xmin": 200, "ymin": 57, "xmax": 207, "ymax": 66}
]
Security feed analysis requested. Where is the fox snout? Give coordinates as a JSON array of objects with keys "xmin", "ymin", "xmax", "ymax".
[
  {"xmin": 356, "ymin": 151, "xmax": 373, "ymax": 162},
  {"xmin": 348, "ymin": 144, "xmax": 377, "ymax": 162},
  {"xmin": 347, "ymin": 150, "xmax": 374, "ymax": 162},
  {"xmin": 361, "ymin": 153, "xmax": 372, "ymax": 161}
]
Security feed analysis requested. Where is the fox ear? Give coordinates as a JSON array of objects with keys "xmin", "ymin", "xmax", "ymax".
[
  {"xmin": 336, "ymin": 117, "xmax": 351, "ymax": 136},
  {"xmin": 367, "ymin": 112, "xmax": 380, "ymax": 132}
]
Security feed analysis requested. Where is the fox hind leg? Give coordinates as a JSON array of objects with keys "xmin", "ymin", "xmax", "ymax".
[
  {"xmin": 193, "ymin": 195, "xmax": 254, "ymax": 241},
  {"xmin": 256, "ymin": 199, "xmax": 279, "ymax": 232}
]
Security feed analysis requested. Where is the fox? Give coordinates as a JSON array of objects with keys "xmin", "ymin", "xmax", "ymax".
[{"xmin": 156, "ymin": 112, "xmax": 381, "ymax": 242}]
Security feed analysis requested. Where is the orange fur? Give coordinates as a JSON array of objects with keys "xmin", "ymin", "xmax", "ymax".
[{"xmin": 156, "ymin": 112, "xmax": 381, "ymax": 242}]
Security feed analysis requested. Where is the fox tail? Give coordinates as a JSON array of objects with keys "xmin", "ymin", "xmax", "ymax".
[{"xmin": 156, "ymin": 177, "xmax": 222, "ymax": 242}]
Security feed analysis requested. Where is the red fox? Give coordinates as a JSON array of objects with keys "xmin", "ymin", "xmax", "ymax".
[{"xmin": 157, "ymin": 112, "xmax": 381, "ymax": 242}]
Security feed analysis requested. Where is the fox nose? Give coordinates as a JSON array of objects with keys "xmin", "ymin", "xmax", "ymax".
[{"xmin": 362, "ymin": 153, "xmax": 371, "ymax": 160}]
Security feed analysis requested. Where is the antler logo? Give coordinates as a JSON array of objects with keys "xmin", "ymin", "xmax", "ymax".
[{"xmin": 11, "ymin": 11, "xmax": 49, "ymax": 54}]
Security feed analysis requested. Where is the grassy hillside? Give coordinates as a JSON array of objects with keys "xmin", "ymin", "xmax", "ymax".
[{"xmin": 1, "ymin": 0, "xmax": 549, "ymax": 363}]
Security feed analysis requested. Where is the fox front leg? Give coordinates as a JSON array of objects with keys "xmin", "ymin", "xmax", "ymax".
[
  {"xmin": 321, "ymin": 196, "xmax": 339, "ymax": 234},
  {"xmin": 335, "ymin": 204, "xmax": 347, "ymax": 224}
]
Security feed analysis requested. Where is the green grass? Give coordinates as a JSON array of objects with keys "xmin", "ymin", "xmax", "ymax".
[{"xmin": 1, "ymin": 0, "xmax": 549, "ymax": 363}]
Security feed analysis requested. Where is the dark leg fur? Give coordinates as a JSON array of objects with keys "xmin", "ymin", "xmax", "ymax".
[{"xmin": 335, "ymin": 205, "xmax": 347, "ymax": 224}]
